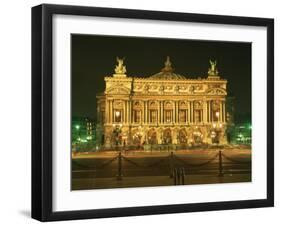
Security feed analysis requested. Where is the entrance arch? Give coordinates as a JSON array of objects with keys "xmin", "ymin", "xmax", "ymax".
[
  {"xmin": 210, "ymin": 130, "xmax": 220, "ymax": 144},
  {"xmin": 147, "ymin": 128, "xmax": 157, "ymax": 145},
  {"xmin": 132, "ymin": 130, "xmax": 142, "ymax": 146},
  {"xmin": 163, "ymin": 128, "xmax": 172, "ymax": 144},
  {"xmin": 178, "ymin": 128, "xmax": 187, "ymax": 144},
  {"xmin": 193, "ymin": 128, "xmax": 203, "ymax": 144}
]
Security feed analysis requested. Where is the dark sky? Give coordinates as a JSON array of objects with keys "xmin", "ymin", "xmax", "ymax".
[{"xmin": 72, "ymin": 34, "xmax": 251, "ymax": 122}]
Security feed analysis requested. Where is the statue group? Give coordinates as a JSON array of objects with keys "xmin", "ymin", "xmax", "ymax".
[
  {"xmin": 114, "ymin": 57, "xmax": 127, "ymax": 74},
  {"xmin": 208, "ymin": 59, "xmax": 218, "ymax": 76}
]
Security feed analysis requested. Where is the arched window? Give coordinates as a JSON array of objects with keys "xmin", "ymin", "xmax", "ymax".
[
  {"xmin": 114, "ymin": 110, "xmax": 122, "ymax": 122},
  {"xmin": 134, "ymin": 110, "xmax": 141, "ymax": 123},
  {"xmin": 149, "ymin": 101, "xmax": 158, "ymax": 123}
]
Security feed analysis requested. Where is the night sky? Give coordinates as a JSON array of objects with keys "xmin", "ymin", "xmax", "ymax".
[{"xmin": 72, "ymin": 34, "xmax": 251, "ymax": 123}]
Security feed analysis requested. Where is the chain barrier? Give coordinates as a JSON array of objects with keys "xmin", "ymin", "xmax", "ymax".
[
  {"xmin": 72, "ymin": 155, "xmax": 118, "ymax": 169},
  {"xmin": 145, "ymin": 157, "xmax": 168, "ymax": 167},
  {"xmin": 98, "ymin": 155, "xmax": 119, "ymax": 169},
  {"xmin": 121, "ymin": 156, "xmax": 142, "ymax": 167},
  {"xmin": 121, "ymin": 155, "xmax": 169, "ymax": 168},
  {"xmin": 173, "ymin": 153, "xmax": 219, "ymax": 167},
  {"xmin": 74, "ymin": 150, "xmax": 250, "ymax": 182},
  {"xmin": 72, "ymin": 160, "xmax": 92, "ymax": 169},
  {"xmin": 221, "ymin": 153, "xmax": 251, "ymax": 164}
]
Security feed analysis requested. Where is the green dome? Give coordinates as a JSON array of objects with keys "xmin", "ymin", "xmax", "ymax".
[{"xmin": 148, "ymin": 56, "xmax": 187, "ymax": 80}]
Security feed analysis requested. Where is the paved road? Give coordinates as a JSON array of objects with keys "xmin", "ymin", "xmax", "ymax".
[{"xmin": 72, "ymin": 149, "xmax": 251, "ymax": 189}]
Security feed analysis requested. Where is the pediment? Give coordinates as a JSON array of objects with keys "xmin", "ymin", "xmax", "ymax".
[
  {"xmin": 206, "ymin": 88, "xmax": 227, "ymax": 95},
  {"xmin": 106, "ymin": 85, "xmax": 131, "ymax": 94}
]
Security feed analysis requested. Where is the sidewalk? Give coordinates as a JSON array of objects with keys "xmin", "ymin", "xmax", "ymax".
[{"xmin": 72, "ymin": 174, "xmax": 251, "ymax": 190}]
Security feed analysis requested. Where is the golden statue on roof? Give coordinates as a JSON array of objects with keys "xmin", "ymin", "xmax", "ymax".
[
  {"xmin": 161, "ymin": 56, "xmax": 173, "ymax": 73},
  {"xmin": 114, "ymin": 57, "xmax": 127, "ymax": 74},
  {"xmin": 208, "ymin": 59, "xmax": 219, "ymax": 76}
]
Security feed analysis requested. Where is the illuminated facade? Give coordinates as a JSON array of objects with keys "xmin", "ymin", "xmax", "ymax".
[{"xmin": 96, "ymin": 57, "xmax": 228, "ymax": 148}]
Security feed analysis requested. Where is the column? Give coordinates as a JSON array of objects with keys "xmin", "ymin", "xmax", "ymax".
[
  {"xmin": 223, "ymin": 101, "xmax": 226, "ymax": 122},
  {"xmin": 220, "ymin": 101, "xmax": 223, "ymax": 122},
  {"xmin": 173, "ymin": 101, "xmax": 176, "ymax": 123},
  {"xmin": 209, "ymin": 101, "xmax": 211, "ymax": 122},
  {"xmin": 192, "ymin": 101, "xmax": 194, "ymax": 123},
  {"xmin": 162, "ymin": 101, "xmax": 164, "ymax": 123},
  {"xmin": 208, "ymin": 101, "xmax": 211, "ymax": 123},
  {"xmin": 203, "ymin": 101, "xmax": 207, "ymax": 123},
  {"xmin": 145, "ymin": 101, "xmax": 148, "ymax": 124},
  {"xmin": 108, "ymin": 100, "xmax": 111, "ymax": 123},
  {"xmin": 178, "ymin": 101, "xmax": 180, "ymax": 123},
  {"xmin": 174, "ymin": 101, "xmax": 177, "ymax": 123},
  {"xmin": 124, "ymin": 101, "xmax": 126, "ymax": 123},
  {"xmin": 147, "ymin": 101, "xmax": 149, "ymax": 123},
  {"xmin": 106, "ymin": 99, "xmax": 109, "ymax": 123},
  {"xmin": 143, "ymin": 101, "xmax": 145, "ymax": 124},
  {"xmin": 190, "ymin": 101, "xmax": 193, "ymax": 124},
  {"xmin": 158, "ymin": 101, "xmax": 161, "ymax": 124},
  {"xmin": 123, "ymin": 101, "xmax": 126, "ymax": 123},
  {"xmin": 127, "ymin": 100, "xmax": 129, "ymax": 124},
  {"xmin": 126, "ymin": 100, "xmax": 129, "ymax": 124},
  {"xmin": 159, "ymin": 101, "xmax": 161, "ymax": 123},
  {"xmin": 146, "ymin": 101, "xmax": 150, "ymax": 124},
  {"xmin": 161, "ymin": 101, "xmax": 164, "ymax": 123},
  {"xmin": 187, "ymin": 101, "xmax": 191, "ymax": 123},
  {"xmin": 206, "ymin": 101, "xmax": 209, "ymax": 122},
  {"xmin": 111, "ymin": 100, "xmax": 114, "ymax": 123},
  {"xmin": 176, "ymin": 101, "xmax": 179, "ymax": 123},
  {"xmin": 224, "ymin": 101, "xmax": 226, "ymax": 123},
  {"xmin": 143, "ymin": 101, "xmax": 146, "ymax": 124},
  {"xmin": 107, "ymin": 100, "xmax": 110, "ymax": 123},
  {"xmin": 163, "ymin": 102, "xmax": 165, "ymax": 123},
  {"xmin": 129, "ymin": 100, "xmax": 132, "ymax": 124}
]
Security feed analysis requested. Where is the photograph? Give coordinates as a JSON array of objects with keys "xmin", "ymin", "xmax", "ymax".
[
  {"xmin": 30, "ymin": 3, "xmax": 274, "ymax": 221},
  {"xmin": 71, "ymin": 34, "xmax": 252, "ymax": 190}
]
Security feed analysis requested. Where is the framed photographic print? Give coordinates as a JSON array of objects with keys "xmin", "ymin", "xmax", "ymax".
[{"xmin": 32, "ymin": 4, "xmax": 274, "ymax": 221}]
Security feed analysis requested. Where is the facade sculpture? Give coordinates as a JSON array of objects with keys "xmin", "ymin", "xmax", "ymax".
[{"xmin": 96, "ymin": 57, "xmax": 228, "ymax": 149}]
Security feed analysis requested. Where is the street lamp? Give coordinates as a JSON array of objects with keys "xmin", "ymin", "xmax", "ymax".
[
  {"xmin": 212, "ymin": 112, "xmax": 222, "ymax": 144},
  {"xmin": 75, "ymin": 124, "xmax": 80, "ymax": 143}
]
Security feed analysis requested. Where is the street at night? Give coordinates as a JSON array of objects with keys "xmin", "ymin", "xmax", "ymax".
[{"xmin": 72, "ymin": 148, "xmax": 251, "ymax": 190}]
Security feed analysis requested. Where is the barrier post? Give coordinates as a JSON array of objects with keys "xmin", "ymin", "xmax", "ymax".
[
  {"xmin": 181, "ymin": 168, "xmax": 185, "ymax": 185},
  {"xmin": 173, "ymin": 168, "xmax": 177, "ymax": 185},
  {"xmin": 218, "ymin": 150, "xmax": 223, "ymax": 177},
  {"xmin": 177, "ymin": 168, "xmax": 180, "ymax": 185},
  {"xmin": 170, "ymin": 151, "xmax": 174, "ymax": 178},
  {"xmin": 117, "ymin": 152, "xmax": 123, "ymax": 180}
]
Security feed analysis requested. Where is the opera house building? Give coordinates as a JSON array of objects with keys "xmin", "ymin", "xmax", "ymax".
[{"xmin": 96, "ymin": 57, "xmax": 228, "ymax": 149}]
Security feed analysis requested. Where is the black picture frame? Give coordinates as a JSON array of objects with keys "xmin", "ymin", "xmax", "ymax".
[{"xmin": 32, "ymin": 4, "xmax": 274, "ymax": 222}]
